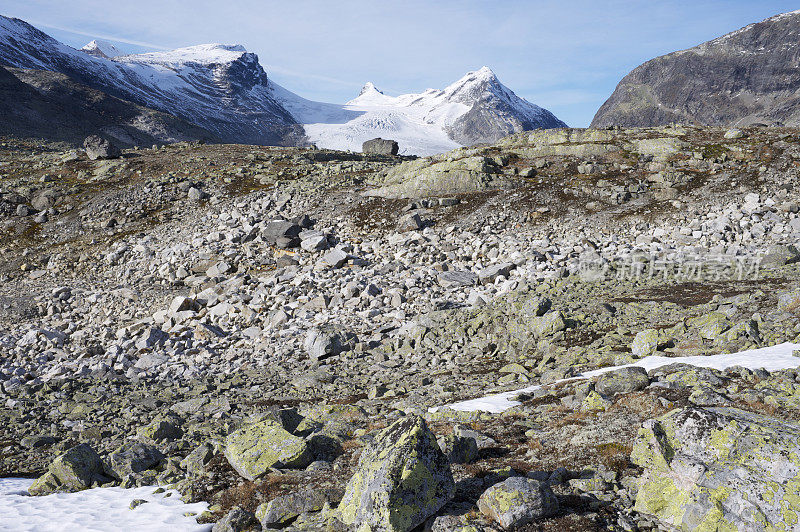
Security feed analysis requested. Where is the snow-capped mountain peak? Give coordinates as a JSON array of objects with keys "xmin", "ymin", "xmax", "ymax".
[
  {"xmin": 81, "ymin": 39, "xmax": 122, "ymax": 58},
  {"xmin": 0, "ymin": 16, "xmax": 295, "ymax": 145},
  {"xmin": 358, "ymin": 81, "xmax": 383, "ymax": 96},
  {"xmin": 444, "ymin": 66, "xmax": 506, "ymax": 103}
]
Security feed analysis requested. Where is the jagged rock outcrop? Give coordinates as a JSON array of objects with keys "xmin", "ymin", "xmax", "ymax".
[{"xmin": 592, "ymin": 10, "xmax": 800, "ymax": 128}]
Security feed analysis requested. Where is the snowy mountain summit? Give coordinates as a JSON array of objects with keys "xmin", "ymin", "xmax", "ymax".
[
  {"xmin": 81, "ymin": 40, "xmax": 122, "ymax": 59},
  {"xmin": 277, "ymin": 66, "xmax": 566, "ymax": 155}
]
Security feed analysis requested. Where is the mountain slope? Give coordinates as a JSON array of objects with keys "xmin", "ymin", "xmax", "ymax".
[
  {"xmin": 592, "ymin": 10, "xmax": 800, "ymax": 128},
  {"xmin": 273, "ymin": 67, "xmax": 566, "ymax": 156},
  {"xmin": 0, "ymin": 16, "xmax": 298, "ymax": 145},
  {"xmin": 0, "ymin": 64, "xmax": 213, "ymax": 146}
]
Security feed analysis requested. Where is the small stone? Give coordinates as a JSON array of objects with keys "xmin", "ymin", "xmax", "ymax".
[{"xmin": 129, "ymin": 499, "xmax": 148, "ymax": 510}]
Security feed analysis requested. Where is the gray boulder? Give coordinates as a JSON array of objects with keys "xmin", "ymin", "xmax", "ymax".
[
  {"xmin": 437, "ymin": 434, "xmax": 478, "ymax": 464},
  {"xmin": 262, "ymin": 221, "xmax": 302, "ymax": 245},
  {"xmin": 107, "ymin": 441, "xmax": 165, "ymax": 479},
  {"xmin": 397, "ymin": 212, "xmax": 424, "ymax": 232},
  {"xmin": 212, "ymin": 507, "xmax": 261, "ymax": 532},
  {"xmin": 761, "ymin": 244, "xmax": 800, "ymax": 268},
  {"xmin": 594, "ymin": 367, "xmax": 650, "ymax": 396},
  {"xmin": 337, "ymin": 415, "xmax": 454, "ymax": 532},
  {"xmin": 256, "ymin": 488, "xmax": 342, "ymax": 528},
  {"xmin": 478, "ymin": 262, "xmax": 515, "ymax": 285},
  {"xmin": 304, "ymin": 328, "xmax": 354, "ymax": 361},
  {"xmin": 318, "ymin": 248, "xmax": 348, "ymax": 268},
  {"xmin": 437, "ymin": 270, "xmax": 478, "ymax": 288},
  {"xmin": 83, "ymin": 135, "xmax": 120, "ymax": 160},
  {"xmin": 477, "ymin": 476, "xmax": 559, "ymax": 528},
  {"xmin": 362, "ymin": 138, "xmax": 399, "ymax": 156}
]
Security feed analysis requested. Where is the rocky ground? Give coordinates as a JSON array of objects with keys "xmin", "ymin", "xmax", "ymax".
[{"xmin": 3, "ymin": 125, "xmax": 800, "ymax": 531}]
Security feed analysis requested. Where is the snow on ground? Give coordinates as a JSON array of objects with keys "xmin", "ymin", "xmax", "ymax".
[
  {"xmin": 0, "ymin": 478, "xmax": 211, "ymax": 532},
  {"xmin": 435, "ymin": 343, "xmax": 800, "ymax": 414}
]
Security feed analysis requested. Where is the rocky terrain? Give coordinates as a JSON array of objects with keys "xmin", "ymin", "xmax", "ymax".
[
  {"xmin": 3, "ymin": 123, "xmax": 800, "ymax": 531},
  {"xmin": 592, "ymin": 10, "xmax": 800, "ymax": 129}
]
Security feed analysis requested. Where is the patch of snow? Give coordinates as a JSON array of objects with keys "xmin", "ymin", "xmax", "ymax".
[
  {"xmin": 116, "ymin": 44, "xmax": 248, "ymax": 69},
  {"xmin": 0, "ymin": 478, "xmax": 211, "ymax": 532},
  {"xmin": 434, "ymin": 342, "xmax": 800, "ymax": 414}
]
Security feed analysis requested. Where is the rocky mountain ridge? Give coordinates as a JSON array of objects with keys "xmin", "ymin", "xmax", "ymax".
[{"xmin": 592, "ymin": 10, "xmax": 800, "ymax": 128}]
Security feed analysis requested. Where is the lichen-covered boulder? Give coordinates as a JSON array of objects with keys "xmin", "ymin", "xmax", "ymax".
[
  {"xmin": 224, "ymin": 420, "xmax": 312, "ymax": 480},
  {"xmin": 580, "ymin": 390, "xmax": 611, "ymax": 412},
  {"xmin": 138, "ymin": 416, "xmax": 183, "ymax": 442},
  {"xmin": 631, "ymin": 329, "xmax": 660, "ymax": 357},
  {"xmin": 530, "ymin": 311, "xmax": 566, "ymax": 338},
  {"xmin": 632, "ymin": 406, "xmax": 800, "ymax": 530},
  {"xmin": 688, "ymin": 311, "xmax": 730, "ymax": 340},
  {"xmin": 595, "ymin": 366, "xmax": 650, "ymax": 396},
  {"xmin": 337, "ymin": 414, "xmax": 454, "ymax": 532},
  {"xmin": 83, "ymin": 135, "xmax": 121, "ymax": 160},
  {"xmin": 477, "ymin": 477, "xmax": 559, "ymax": 528},
  {"xmin": 28, "ymin": 443, "xmax": 108, "ymax": 495}
]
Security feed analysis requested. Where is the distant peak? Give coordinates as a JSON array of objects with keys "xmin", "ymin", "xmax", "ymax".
[
  {"xmin": 81, "ymin": 39, "xmax": 122, "ymax": 58},
  {"xmin": 359, "ymin": 82, "xmax": 383, "ymax": 96}
]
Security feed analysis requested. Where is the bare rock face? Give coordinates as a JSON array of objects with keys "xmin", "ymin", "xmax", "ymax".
[
  {"xmin": 362, "ymin": 138, "xmax": 399, "ymax": 156},
  {"xmin": 592, "ymin": 11, "xmax": 800, "ymax": 128},
  {"xmin": 83, "ymin": 135, "xmax": 121, "ymax": 160}
]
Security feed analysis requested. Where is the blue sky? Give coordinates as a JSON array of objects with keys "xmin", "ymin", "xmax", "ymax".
[{"xmin": 2, "ymin": 1, "xmax": 798, "ymax": 126}]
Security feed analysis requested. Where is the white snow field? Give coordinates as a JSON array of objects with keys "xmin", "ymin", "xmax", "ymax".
[
  {"xmin": 0, "ymin": 478, "xmax": 211, "ymax": 532},
  {"xmin": 434, "ymin": 342, "xmax": 800, "ymax": 414}
]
